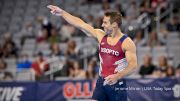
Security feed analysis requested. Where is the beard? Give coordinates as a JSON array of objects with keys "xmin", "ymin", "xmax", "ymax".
[{"xmin": 105, "ymin": 29, "xmax": 113, "ymax": 36}]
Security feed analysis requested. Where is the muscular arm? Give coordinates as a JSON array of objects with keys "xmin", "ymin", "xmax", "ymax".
[
  {"xmin": 47, "ymin": 5, "xmax": 105, "ymax": 42},
  {"xmin": 117, "ymin": 38, "xmax": 138, "ymax": 78}
]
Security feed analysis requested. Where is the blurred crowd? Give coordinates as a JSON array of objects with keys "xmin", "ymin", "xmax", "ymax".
[
  {"xmin": 139, "ymin": 55, "xmax": 180, "ymax": 78},
  {"xmin": 0, "ymin": 0, "xmax": 180, "ymax": 81}
]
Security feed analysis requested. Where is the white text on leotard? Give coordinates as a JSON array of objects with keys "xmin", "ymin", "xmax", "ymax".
[{"xmin": 101, "ymin": 47, "xmax": 119, "ymax": 56}]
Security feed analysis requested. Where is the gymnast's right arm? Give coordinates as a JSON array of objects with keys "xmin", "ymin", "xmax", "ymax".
[{"xmin": 47, "ymin": 5, "xmax": 104, "ymax": 41}]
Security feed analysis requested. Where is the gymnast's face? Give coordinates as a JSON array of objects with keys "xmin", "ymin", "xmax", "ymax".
[{"xmin": 102, "ymin": 16, "xmax": 113, "ymax": 35}]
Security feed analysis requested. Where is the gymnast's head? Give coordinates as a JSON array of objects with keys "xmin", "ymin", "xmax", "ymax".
[{"xmin": 102, "ymin": 11, "xmax": 122, "ymax": 34}]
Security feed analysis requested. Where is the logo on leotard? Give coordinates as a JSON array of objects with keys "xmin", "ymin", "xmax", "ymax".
[
  {"xmin": 101, "ymin": 47, "xmax": 119, "ymax": 56},
  {"xmin": 101, "ymin": 42, "xmax": 105, "ymax": 45}
]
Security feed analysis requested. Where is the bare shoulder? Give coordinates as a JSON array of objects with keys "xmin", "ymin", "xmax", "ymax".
[
  {"xmin": 122, "ymin": 37, "xmax": 136, "ymax": 52},
  {"xmin": 94, "ymin": 29, "xmax": 105, "ymax": 43},
  {"xmin": 95, "ymin": 29, "xmax": 104, "ymax": 33}
]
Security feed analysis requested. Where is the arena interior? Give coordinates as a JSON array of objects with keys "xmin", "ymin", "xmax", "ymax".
[{"xmin": 0, "ymin": 0, "xmax": 180, "ymax": 101}]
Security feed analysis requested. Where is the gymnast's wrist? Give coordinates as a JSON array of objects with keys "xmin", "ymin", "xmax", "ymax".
[
  {"xmin": 115, "ymin": 72, "xmax": 124, "ymax": 80},
  {"xmin": 61, "ymin": 10, "xmax": 66, "ymax": 17}
]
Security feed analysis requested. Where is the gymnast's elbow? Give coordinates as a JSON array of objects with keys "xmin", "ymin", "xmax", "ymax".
[
  {"xmin": 130, "ymin": 60, "xmax": 138, "ymax": 71},
  {"xmin": 132, "ymin": 61, "xmax": 138, "ymax": 71}
]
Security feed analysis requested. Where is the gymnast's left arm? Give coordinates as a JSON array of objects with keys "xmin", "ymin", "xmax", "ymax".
[{"xmin": 116, "ymin": 38, "xmax": 138, "ymax": 79}]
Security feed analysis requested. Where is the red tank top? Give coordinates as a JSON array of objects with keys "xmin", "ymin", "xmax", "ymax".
[{"xmin": 99, "ymin": 34, "xmax": 128, "ymax": 77}]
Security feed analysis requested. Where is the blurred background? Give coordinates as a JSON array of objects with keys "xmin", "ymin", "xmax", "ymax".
[
  {"xmin": 0, "ymin": 0, "xmax": 180, "ymax": 101},
  {"xmin": 0, "ymin": 0, "xmax": 179, "ymax": 82}
]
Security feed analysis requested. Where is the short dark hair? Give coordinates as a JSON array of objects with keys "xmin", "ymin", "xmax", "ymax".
[{"xmin": 104, "ymin": 11, "xmax": 122, "ymax": 27}]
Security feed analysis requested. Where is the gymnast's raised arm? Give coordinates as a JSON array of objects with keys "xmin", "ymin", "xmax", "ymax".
[{"xmin": 47, "ymin": 5, "xmax": 105, "ymax": 42}]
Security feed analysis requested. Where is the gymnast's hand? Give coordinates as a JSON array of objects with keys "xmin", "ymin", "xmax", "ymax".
[
  {"xmin": 104, "ymin": 74, "xmax": 119, "ymax": 85},
  {"xmin": 47, "ymin": 5, "xmax": 63, "ymax": 16}
]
